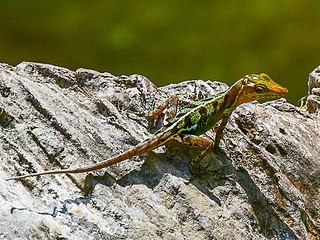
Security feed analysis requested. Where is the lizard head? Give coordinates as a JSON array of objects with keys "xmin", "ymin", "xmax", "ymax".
[{"xmin": 235, "ymin": 73, "xmax": 288, "ymax": 106}]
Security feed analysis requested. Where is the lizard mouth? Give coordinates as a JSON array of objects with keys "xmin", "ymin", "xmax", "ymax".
[
  {"xmin": 262, "ymin": 87, "xmax": 288, "ymax": 99},
  {"xmin": 262, "ymin": 94, "xmax": 285, "ymax": 98}
]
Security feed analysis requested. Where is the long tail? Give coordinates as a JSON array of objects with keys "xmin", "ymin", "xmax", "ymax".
[{"xmin": 7, "ymin": 131, "xmax": 173, "ymax": 181}]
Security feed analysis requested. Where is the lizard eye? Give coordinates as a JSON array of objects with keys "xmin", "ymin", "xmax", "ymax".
[{"xmin": 255, "ymin": 85, "xmax": 266, "ymax": 93}]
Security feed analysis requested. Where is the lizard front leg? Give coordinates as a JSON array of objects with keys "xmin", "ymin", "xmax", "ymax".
[
  {"xmin": 213, "ymin": 115, "xmax": 230, "ymax": 149},
  {"xmin": 147, "ymin": 95, "xmax": 179, "ymax": 132}
]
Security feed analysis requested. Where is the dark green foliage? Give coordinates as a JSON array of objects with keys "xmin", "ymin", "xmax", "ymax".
[{"xmin": 1, "ymin": 1, "xmax": 318, "ymax": 103}]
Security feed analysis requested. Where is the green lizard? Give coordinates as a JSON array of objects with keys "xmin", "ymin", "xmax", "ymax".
[{"xmin": 7, "ymin": 73, "xmax": 288, "ymax": 181}]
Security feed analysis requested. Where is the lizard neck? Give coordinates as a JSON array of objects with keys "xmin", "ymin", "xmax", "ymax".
[{"xmin": 218, "ymin": 79, "xmax": 243, "ymax": 116}]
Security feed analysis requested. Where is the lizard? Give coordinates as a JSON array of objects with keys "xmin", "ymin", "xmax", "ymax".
[{"xmin": 6, "ymin": 73, "xmax": 288, "ymax": 181}]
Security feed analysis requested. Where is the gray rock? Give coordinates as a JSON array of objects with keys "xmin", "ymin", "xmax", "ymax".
[
  {"xmin": 307, "ymin": 65, "xmax": 320, "ymax": 113},
  {"xmin": 0, "ymin": 62, "xmax": 319, "ymax": 239}
]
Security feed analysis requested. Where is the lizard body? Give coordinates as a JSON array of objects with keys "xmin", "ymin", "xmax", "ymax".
[{"xmin": 7, "ymin": 73, "xmax": 288, "ymax": 181}]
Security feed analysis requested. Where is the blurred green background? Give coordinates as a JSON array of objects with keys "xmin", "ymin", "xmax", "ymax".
[{"xmin": 1, "ymin": 1, "xmax": 320, "ymax": 104}]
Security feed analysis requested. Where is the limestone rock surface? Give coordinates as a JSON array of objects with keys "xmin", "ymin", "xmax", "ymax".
[
  {"xmin": 0, "ymin": 62, "xmax": 319, "ymax": 239},
  {"xmin": 307, "ymin": 65, "xmax": 320, "ymax": 113}
]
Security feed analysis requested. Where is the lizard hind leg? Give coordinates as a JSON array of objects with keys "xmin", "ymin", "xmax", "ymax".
[
  {"xmin": 179, "ymin": 134, "xmax": 214, "ymax": 174},
  {"xmin": 147, "ymin": 95, "xmax": 179, "ymax": 132}
]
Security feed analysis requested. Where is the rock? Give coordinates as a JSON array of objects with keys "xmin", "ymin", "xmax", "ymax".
[
  {"xmin": 307, "ymin": 65, "xmax": 320, "ymax": 113},
  {"xmin": 0, "ymin": 62, "xmax": 319, "ymax": 239}
]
